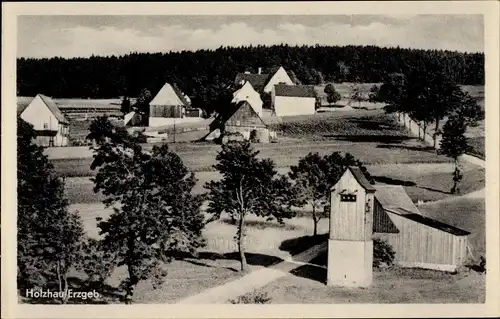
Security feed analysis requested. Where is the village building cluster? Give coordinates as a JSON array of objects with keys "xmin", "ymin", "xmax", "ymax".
[{"xmin": 17, "ymin": 65, "xmax": 318, "ymax": 146}]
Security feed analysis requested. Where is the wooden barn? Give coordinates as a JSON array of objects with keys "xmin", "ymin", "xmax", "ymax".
[
  {"xmin": 328, "ymin": 167, "xmax": 470, "ymax": 288},
  {"xmin": 205, "ymin": 100, "xmax": 272, "ymax": 143},
  {"xmin": 372, "ymin": 185, "xmax": 470, "ymax": 272}
]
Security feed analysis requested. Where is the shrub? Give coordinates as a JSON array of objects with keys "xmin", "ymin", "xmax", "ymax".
[
  {"xmin": 229, "ymin": 291, "xmax": 272, "ymax": 304},
  {"xmin": 373, "ymin": 238, "xmax": 395, "ymax": 268}
]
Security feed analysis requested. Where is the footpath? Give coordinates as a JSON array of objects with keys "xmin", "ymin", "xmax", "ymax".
[{"xmin": 176, "ymin": 242, "xmax": 327, "ymax": 304}]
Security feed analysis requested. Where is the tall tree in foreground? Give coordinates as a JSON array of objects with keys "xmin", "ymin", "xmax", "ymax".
[
  {"xmin": 91, "ymin": 133, "xmax": 205, "ymax": 303},
  {"xmin": 289, "ymin": 152, "xmax": 373, "ymax": 236},
  {"xmin": 17, "ymin": 119, "xmax": 85, "ymax": 303},
  {"xmin": 324, "ymin": 83, "xmax": 341, "ymax": 106},
  {"xmin": 205, "ymin": 141, "xmax": 297, "ymax": 271},
  {"xmin": 439, "ymin": 115, "xmax": 470, "ymax": 194}
]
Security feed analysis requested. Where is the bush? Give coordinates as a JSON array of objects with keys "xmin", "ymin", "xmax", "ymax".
[
  {"xmin": 373, "ymin": 238, "xmax": 395, "ymax": 268},
  {"xmin": 229, "ymin": 291, "xmax": 272, "ymax": 304}
]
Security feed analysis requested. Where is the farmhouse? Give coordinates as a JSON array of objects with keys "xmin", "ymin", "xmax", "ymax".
[
  {"xmin": 327, "ymin": 167, "xmax": 470, "ymax": 288},
  {"xmin": 149, "ymin": 82, "xmax": 203, "ymax": 127},
  {"xmin": 205, "ymin": 100, "xmax": 273, "ymax": 143},
  {"xmin": 271, "ymin": 84, "xmax": 316, "ymax": 117},
  {"xmin": 231, "ymin": 81, "xmax": 263, "ymax": 117},
  {"xmin": 18, "ymin": 94, "xmax": 70, "ymax": 147},
  {"xmin": 234, "ymin": 66, "xmax": 294, "ymax": 94}
]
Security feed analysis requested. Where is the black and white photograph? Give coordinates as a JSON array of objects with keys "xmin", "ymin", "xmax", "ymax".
[{"xmin": 2, "ymin": 1, "xmax": 499, "ymax": 318}]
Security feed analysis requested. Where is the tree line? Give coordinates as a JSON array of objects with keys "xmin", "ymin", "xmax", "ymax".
[
  {"xmin": 371, "ymin": 66, "xmax": 484, "ymax": 194},
  {"xmin": 17, "ymin": 44, "xmax": 484, "ymax": 115}
]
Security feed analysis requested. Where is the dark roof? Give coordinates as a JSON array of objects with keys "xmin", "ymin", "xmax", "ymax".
[
  {"xmin": 38, "ymin": 94, "xmax": 69, "ymax": 124},
  {"xmin": 349, "ymin": 167, "xmax": 376, "ymax": 192},
  {"xmin": 274, "ymin": 84, "xmax": 316, "ymax": 98},
  {"xmin": 374, "ymin": 185, "xmax": 419, "ymax": 214},
  {"xmin": 17, "ymin": 96, "xmax": 34, "ymax": 115},
  {"xmin": 171, "ymin": 84, "xmax": 191, "ymax": 106},
  {"xmin": 385, "ymin": 207, "xmax": 471, "ymax": 236},
  {"xmin": 210, "ymin": 101, "xmax": 266, "ymax": 131},
  {"xmin": 234, "ymin": 73, "xmax": 270, "ymax": 92}
]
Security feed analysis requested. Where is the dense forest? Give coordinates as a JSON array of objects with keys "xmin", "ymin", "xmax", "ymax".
[{"xmin": 17, "ymin": 44, "xmax": 484, "ymax": 113}]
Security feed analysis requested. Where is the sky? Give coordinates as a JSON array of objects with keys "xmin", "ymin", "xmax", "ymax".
[{"xmin": 17, "ymin": 15, "xmax": 484, "ymax": 58}]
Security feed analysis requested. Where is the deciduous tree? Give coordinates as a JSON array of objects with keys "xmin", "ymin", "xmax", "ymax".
[
  {"xmin": 17, "ymin": 119, "xmax": 85, "ymax": 304},
  {"xmin": 439, "ymin": 115, "xmax": 470, "ymax": 194},
  {"xmin": 324, "ymin": 83, "xmax": 341, "ymax": 105},
  {"xmin": 204, "ymin": 141, "xmax": 297, "ymax": 271},
  {"xmin": 289, "ymin": 152, "xmax": 373, "ymax": 236},
  {"xmin": 91, "ymin": 133, "xmax": 205, "ymax": 303}
]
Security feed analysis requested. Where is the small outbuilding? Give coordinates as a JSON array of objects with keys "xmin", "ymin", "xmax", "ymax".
[
  {"xmin": 373, "ymin": 185, "xmax": 470, "ymax": 272},
  {"xmin": 327, "ymin": 167, "xmax": 471, "ymax": 288},
  {"xmin": 205, "ymin": 101, "xmax": 272, "ymax": 143}
]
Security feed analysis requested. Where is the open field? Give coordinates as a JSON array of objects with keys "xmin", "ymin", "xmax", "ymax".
[
  {"xmin": 53, "ymin": 140, "xmax": 453, "ymax": 178},
  {"xmin": 65, "ymin": 162, "xmax": 484, "ymax": 205},
  {"xmin": 252, "ymin": 265, "xmax": 484, "ymax": 304},
  {"xmin": 52, "ymin": 108, "xmax": 456, "ymax": 178}
]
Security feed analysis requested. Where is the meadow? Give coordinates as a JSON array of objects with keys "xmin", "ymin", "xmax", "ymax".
[{"xmin": 49, "ymin": 103, "xmax": 485, "ymax": 304}]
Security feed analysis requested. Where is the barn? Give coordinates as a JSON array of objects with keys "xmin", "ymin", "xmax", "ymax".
[
  {"xmin": 372, "ymin": 185, "xmax": 470, "ymax": 272},
  {"xmin": 271, "ymin": 84, "xmax": 317, "ymax": 116},
  {"xmin": 231, "ymin": 81, "xmax": 263, "ymax": 117},
  {"xmin": 18, "ymin": 94, "xmax": 70, "ymax": 147},
  {"xmin": 149, "ymin": 82, "xmax": 203, "ymax": 127},
  {"xmin": 205, "ymin": 101, "xmax": 272, "ymax": 143},
  {"xmin": 327, "ymin": 167, "xmax": 471, "ymax": 287}
]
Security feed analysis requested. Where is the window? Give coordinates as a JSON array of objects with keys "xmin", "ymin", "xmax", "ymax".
[
  {"xmin": 43, "ymin": 123, "xmax": 48, "ymax": 129},
  {"xmin": 340, "ymin": 194, "xmax": 357, "ymax": 202}
]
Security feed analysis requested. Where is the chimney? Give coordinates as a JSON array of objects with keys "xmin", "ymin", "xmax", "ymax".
[{"xmin": 258, "ymin": 67, "xmax": 262, "ymax": 74}]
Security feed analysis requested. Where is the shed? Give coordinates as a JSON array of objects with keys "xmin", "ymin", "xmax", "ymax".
[
  {"xmin": 206, "ymin": 101, "xmax": 270, "ymax": 143},
  {"xmin": 372, "ymin": 185, "xmax": 470, "ymax": 272},
  {"xmin": 149, "ymin": 82, "xmax": 190, "ymax": 127}
]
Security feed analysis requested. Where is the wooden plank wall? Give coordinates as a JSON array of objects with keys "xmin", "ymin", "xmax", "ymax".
[
  {"xmin": 330, "ymin": 170, "xmax": 369, "ymax": 241},
  {"xmin": 378, "ymin": 211, "xmax": 467, "ymax": 267}
]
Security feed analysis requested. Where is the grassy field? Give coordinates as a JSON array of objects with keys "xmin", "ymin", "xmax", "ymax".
[
  {"xmin": 252, "ymin": 265, "xmax": 484, "ymax": 304},
  {"xmin": 54, "ymin": 138, "xmax": 453, "ymax": 178},
  {"xmin": 64, "ymin": 162, "xmax": 484, "ymax": 205}
]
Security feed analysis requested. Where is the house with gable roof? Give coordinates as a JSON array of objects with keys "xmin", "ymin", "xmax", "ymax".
[
  {"xmin": 234, "ymin": 66, "xmax": 294, "ymax": 94},
  {"xmin": 205, "ymin": 100, "xmax": 273, "ymax": 143},
  {"xmin": 18, "ymin": 94, "xmax": 70, "ymax": 147},
  {"xmin": 149, "ymin": 82, "xmax": 203, "ymax": 127},
  {"xmin": 231, "ymin": 81, "xmax": 263, "ymax": 117}
]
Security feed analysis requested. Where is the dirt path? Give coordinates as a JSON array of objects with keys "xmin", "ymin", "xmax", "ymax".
[{"xmin": 176, "ymin": 242, "xmax": 327, "ymax": 304}]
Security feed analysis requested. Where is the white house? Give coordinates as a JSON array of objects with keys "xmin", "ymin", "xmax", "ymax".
[
  {"xmin": 149, "ymin": 82, "xmax": 203, "ymax": 127},
  {"xmin": 234, "ymin": 66, "xmax": 295, "ymax": 94},
  {"xmin": 231, "ymin": 81, "xmax": 263, "ymax": 117},
  {"xmin": 262, "ymin": 66, "xmax": 294, "ymax": 93},
  {"xmin": 18, "ymin": 94, "xmax": 70, "ymax": 147},
  {"xmin": 271, "ymin": 84, "xmax": 316, "ymax": 117}
]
